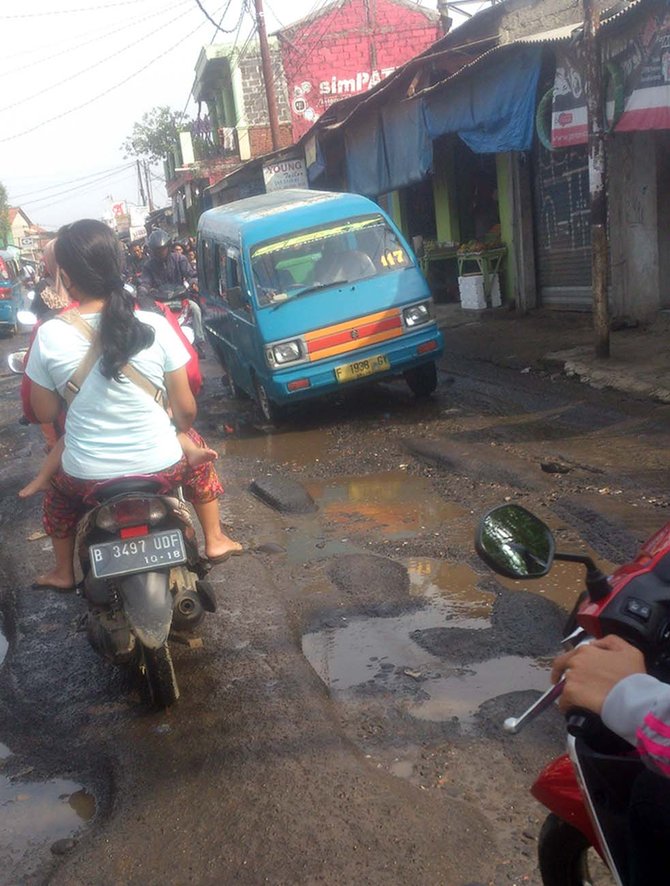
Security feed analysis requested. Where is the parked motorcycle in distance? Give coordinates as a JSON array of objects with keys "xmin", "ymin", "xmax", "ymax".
[
  {"xmin": 475, "ymin": 503, "xmax": 670, "ymax": 886},
  {"xmin": 7, "ymin": 352, "xmax": 216, "ymax": 707}
]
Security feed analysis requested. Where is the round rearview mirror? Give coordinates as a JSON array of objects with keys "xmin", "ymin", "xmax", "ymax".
[
  {"xmin": 16, "ymin": 310, "xmax": 37, "ymax": 333},
  {"xmin": 7, "ymin": 350, "xmax": 28, "ymax": 375},
  {"xmin": 475, "ymin": 504, "xmax": 555, "ymax": 579}
]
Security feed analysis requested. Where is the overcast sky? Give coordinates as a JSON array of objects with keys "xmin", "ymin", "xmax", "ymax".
[{"xmin": 0, "ymin": 0, "xmax": 476, "ymax": 230}]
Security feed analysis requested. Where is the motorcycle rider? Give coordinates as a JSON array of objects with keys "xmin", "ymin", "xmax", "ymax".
[
  {"xmin": 552, "ymin": 635, "xmax": 670, "ymax": 884},
  {"xmin": 139, "ymin": 229, "xmax": 206, "ymax": 358}
]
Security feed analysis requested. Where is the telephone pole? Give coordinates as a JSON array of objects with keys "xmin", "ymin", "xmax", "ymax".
[
  {"xmin": 136, "ymin": 160, "xmax": 147, "ymax": 206},
  {"xmin": 253, "ymin": 0, "xmax": 281, "ymax": 151},
  {"xmin": 583, "ymin": 0, "xmax": 610, "ymax": 358},
  {"xmin": 143, "ymin": 161, "xmax": 155, "ymax": 212}
]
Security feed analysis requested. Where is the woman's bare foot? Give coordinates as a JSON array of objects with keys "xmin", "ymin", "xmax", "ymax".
[
  {"xmin": 32, "ymin": 568, "xmax": 76, "ymax": 591},
  {"xmin": 18, "ymin": 475, "xmax": 51, "ymax": 498},
  {"xmin": 204, "ymin": 535, "xmax": 243, "ymax": 562},
  {"xmin": 185, "ymin": 446, "xmax": 218, "ymax": 469}
]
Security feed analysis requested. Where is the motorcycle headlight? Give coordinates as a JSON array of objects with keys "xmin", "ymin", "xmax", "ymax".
[
  {"xmin": 268, "ymin": 340, "xmax": 302, "ymax": 365},
  {"xmin": 403, "ymin": 302, "xmax": 431, "ymax": 327}
]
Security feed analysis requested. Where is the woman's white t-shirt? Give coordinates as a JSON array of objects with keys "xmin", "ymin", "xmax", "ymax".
[{"xmin": 26, "ymin": 309, "xmax": 190, "ymax": 480}]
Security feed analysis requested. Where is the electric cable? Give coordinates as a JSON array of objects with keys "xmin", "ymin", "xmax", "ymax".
[
  {"xmin": 1, "ymin": 0, "xmax": 164, "ymax": 18},
  {"xmin": 1, "ymin": 6, "xmax": 225, "ymax": 143},
  {"xmin": 0, "ymin": 3, "xmax": 195, "ymax": 113},
  {"xmin": 11, "ymin": 163, "xmax": 134, "ymax": 200},
  {"xmin": 20, "ymin": 165, "xmax": 137, "ymax": 208},
  {"xmin": 0, "ymin": 0, "xmax": 190, "ymax": 77},
  {"xmin": 191, "ymin": 0, "xmax": 248, "ymax": 33}
]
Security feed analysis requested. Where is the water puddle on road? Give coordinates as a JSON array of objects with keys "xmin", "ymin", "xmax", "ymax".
[
  {"xmin": 0, "ymin": 747, "xmax": 96, "ymax": 874},
  {"xmin": 305, "ymin": 472, "xmax": 468, "ymax": 540},
  {"xmin": 224, "ymin": 427, "xmax": 329, "ymax": 465},
  {"xmin": 302, "ymin": 557, "xmax": 549, "ymax": 729}
]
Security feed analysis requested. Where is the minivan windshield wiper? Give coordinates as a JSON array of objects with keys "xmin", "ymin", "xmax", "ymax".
[{"xmin": 268, "ymin": 279, "xmax": 350, "ymax": 310}]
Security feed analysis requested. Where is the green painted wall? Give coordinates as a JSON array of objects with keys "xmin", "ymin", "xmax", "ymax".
[
  {"xmin": 433, "ymin": 138, "xmax": 460, "ymax": 244},
  {"xmin": 495, "ymin": 152, "xmax": 516, "ymax": 304}
]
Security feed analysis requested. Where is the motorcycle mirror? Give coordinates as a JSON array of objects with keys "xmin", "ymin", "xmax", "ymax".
[
  {"xmin": 475, "ymin": 504, "xmax": 555, "ymax": 580},
  {"xmin": 7, "ymin": 350, "xmax": 28, "ymax": 374}
]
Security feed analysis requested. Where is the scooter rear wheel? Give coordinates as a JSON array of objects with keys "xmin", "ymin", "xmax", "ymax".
[
  {"xmin": 538, "ymin": 813, "xmax": 612, "ymax": 885},
  {"xmin": 139, "ymin": 642, "xmax": 180, "ymax": 709}
]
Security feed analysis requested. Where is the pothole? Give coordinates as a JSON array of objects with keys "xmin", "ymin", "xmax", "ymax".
[{"xmin": 225, "ymin": 427, "xmax": 329, "ymax": 465}]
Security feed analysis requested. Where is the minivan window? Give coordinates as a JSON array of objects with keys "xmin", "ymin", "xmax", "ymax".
[{"xmin": 250, "ymin": 214, "xmax": 411, "ymax": 307}]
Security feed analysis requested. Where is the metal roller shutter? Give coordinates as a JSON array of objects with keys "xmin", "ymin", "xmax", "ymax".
[{"xmin": 533, "ymin": 143, "xmax": 592, "ymax": 309}]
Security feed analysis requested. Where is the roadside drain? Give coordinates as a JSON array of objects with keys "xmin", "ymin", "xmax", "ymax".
[
  {"xmin": 0, "ymin": 747, "xmax": 95, "ymax": 874},
  {"xmin": 302, "ymin": 557, "xmax": 551, "ymax": 729}
]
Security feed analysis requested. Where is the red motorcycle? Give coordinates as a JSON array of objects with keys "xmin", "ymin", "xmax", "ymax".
[{"xmin": 475, "ymin": 504, "xmax": 670, "ymax": 886}]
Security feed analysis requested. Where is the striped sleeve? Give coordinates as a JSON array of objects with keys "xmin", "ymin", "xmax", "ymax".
[{"xmin": 602, "ymin": 674, "xmax": 670, "ymax": 777}]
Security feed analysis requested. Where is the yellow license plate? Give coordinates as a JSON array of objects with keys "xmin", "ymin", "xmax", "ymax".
[{"xmin": 335, "ymin": 354, "xmax": 390, "ymax": 383}]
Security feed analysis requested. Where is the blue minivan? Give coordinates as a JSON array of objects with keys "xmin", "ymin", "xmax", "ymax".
[
  {"xmin": 197, "ymin": 189, "xmax": 444, "ymax": 421},
  {"xmin": 0, "ymin": 247, "xmax": 24, "ymax": 336}
]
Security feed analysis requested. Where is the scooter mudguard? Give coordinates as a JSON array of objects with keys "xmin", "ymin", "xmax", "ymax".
[
  {"xmin": 531, "ymin": 754, "xmax": 600, "ymax": 853},
  {"xmin": 118, "ymin": 571, "xmax": 173, "ymax": 649}
]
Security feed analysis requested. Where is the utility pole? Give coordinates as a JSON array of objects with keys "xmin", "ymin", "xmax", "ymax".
[
  {"xmin": 136, "ymin": 159, "xmax": 147, "ymax": 206},
  {"xmin": 253, "ymin": 0, "xmax": 281, "ymax": 151},
  {"xmin": 583, "ymin": 0, "xmax": 610, "ymax": 358},
  {"xmin": 143, "ymin": 161, "xmax": 155, "ymax": 212}
]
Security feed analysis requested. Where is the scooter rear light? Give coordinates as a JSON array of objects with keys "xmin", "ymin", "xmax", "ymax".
[
  {"xmin": 120, "ymin": 525, "xmax": 149, "ymax": 539},
  {"xmin": 96, "ymin": 498, "xmax": 167, "ymax": 531}
]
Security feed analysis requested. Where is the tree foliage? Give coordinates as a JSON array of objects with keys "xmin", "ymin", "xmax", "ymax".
[
  {"xmin": 0, "ymin": 182, "xmax": 10, "ymax": 248},
  {"xmin": 122, "ymin": 106, "xmax": 191, "ymax": 164}
]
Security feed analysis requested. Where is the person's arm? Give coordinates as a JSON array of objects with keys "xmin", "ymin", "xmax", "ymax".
[
  {"xmin": 30, "ymin": 381, "xmax": 63, "ymax": 423},
  {"xmin": 178, "ymin": 254, "xmax": 197, "ymax": 281},
  {"xmin": 603, "ymin": 675, "xmax": 670, "ymax": 777},
  {"xmin": 164, "ymin": 366, "xmax": 196, "ymax": 432}
]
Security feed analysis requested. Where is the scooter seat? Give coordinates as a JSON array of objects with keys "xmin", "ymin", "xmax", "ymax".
[{"xmin": 91, "ymin": 477, "xmax": 165, "ymax": 502}]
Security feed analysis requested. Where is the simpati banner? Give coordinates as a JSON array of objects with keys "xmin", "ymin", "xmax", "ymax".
[
  {"xmin": 551, "ymin": 47, "xmax": 587, "ymax": 148},
  {"xmin": 607, "ymin": 5, "xmax": 670, "ymax": 132}
]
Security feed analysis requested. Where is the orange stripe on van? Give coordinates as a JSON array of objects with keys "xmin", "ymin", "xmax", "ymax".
[{"xmin": 305, "ymin": 308, "xmax": 403, "ymax": 361}]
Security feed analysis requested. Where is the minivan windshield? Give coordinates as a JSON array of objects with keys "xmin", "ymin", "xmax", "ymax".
[{"xmin": 250, "ymin": 214, "xmax": 411, "ymax": 307}]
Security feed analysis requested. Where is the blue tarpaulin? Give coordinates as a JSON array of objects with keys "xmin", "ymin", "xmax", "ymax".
[
  {"xmin": 345, "ymin": 99, "xmax": 432, "ymax": 196},
  {"xmin": 423, "ymin": 45, "xmax": 542, "ymax": 153}
]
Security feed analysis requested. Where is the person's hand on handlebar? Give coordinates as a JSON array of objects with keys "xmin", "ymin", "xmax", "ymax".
[{"xmin": 551, "ymin": 635, "xmax": 646, "ymax": 714}]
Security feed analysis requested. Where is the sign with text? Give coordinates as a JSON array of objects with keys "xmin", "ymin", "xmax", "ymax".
[{"xmin": 263, "ymin": 158, "xmax": 308, "ymax": 192}]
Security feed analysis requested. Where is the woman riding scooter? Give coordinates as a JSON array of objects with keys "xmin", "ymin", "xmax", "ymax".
[{"xmin": 25, "ymin": 219, "xmax": 241, "ymax": 592}]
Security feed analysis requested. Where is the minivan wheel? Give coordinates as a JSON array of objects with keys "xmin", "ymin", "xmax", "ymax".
[
  {"xmin": 254, "ymin": 377, "xmax": 283, "ymax": 424},
  {"xmin": 404, "ymin": 361, "xmax": 437, "ymax": 398}
]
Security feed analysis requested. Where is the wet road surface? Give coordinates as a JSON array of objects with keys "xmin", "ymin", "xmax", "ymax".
[{"xmin": 0, "ymin": 326, "xmax": 668, "ymax": 884}]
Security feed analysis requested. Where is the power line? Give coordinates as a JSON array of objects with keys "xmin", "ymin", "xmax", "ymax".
[
  {"xmin": 11, "ymin": 164, "xmax": 135, "ymax": 201},
  {"xmin": 0, "ymin": 1, "xmax": 190, "ymax": 78},
  {"xmin": 192, "ymin": 0, "xmax": 246, "ymax": 33},
  {"xmin": 20, "ymin": 166, "xmax": 137, "ymax": 208},
  {"xmin": 1, "ymin": 0, "xmax": 162, "ymax": 18},
  {"xmin": 1, "ymin": 7, "xmax": 224, "ymax": 143},
  {"xmin": 0, "ymin": 4, "xmax": 194, "ymax": 113}
]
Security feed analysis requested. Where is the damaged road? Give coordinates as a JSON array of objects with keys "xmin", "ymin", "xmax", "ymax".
[{"xmin": 1, "ymin": 327, "xmax": 669, "ymax": 885}]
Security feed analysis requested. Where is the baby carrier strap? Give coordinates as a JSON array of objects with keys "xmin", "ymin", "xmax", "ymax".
[{"xmin": 56, "ymin": 310, "xmax": 167, "ymax": 410}]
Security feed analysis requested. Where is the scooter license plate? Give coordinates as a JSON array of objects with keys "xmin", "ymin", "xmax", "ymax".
[
  {"xmin": 335, "ymin": 354, "xmax": 390, "ymax": 383},
  {"xmin": 89, "ymin": 530, "xmax": 187, "ymax": 579}
]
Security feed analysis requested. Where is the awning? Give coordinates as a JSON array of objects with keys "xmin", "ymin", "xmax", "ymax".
[{"xmin": 423, "ymin": 44, "xmax": 542, "ymax": 153}]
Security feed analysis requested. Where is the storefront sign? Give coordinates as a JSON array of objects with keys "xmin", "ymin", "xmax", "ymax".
[
  {"xmin": 262, "ymin": 158, "xmax": 308, "ymax": 192},
  {"xmin": 551, "ymin": 47, "xmax": 587, "ymax": 147}
]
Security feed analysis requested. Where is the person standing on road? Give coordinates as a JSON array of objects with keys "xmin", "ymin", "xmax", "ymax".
[
  {"xmin": 25, "ymin": 219, "xmax": 242, "ymax": 592},
  {"xmin": 139, "ymin": 229, "xmax": 206, "ymax": 358}
]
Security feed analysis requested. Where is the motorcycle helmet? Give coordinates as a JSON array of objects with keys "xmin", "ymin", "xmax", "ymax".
[{"xmin": 147, "ymin": 228, "xmax": 171, "ymax": 257}]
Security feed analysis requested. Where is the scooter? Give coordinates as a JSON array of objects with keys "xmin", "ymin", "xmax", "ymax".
[
  {"xmin": 77, "ymin": 478, "xmax": 216, "ymax": 707},
  {"xmin": 8, "ymin": 349, "xmax": 216, "ymax": 708},
  {"xmin": 153, "ymin": 283, "xmax": 196, "ymax": 344},
  {"xmin": 475, "ymin": 504, "xmax": 670, "ymax": 886}
]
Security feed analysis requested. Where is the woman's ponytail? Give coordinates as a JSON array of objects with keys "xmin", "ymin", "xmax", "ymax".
[{"xmin": 55, "ymin": 220, "xmax": 155, "ymax": 380}]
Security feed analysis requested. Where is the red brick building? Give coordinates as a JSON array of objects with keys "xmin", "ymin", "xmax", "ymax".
[{"xmin": 277, "ymin": 0, "xmax": 441, "ymax": 141}]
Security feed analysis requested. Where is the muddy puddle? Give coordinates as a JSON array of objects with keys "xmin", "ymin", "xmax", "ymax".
[
  {"xmin": 0, "ymin": 746, "xmax": 95, "ymax": 875},
  {"xmin": 225, "ymin": 427, "xmax": 328, "ymax": 465},
  {"xmin": 281, "ymin": 473, "xmax": 470, "ymax": 566},
  {"xmin": 302, "ymin": 557, "xmax": 550, "ymax": 729}
]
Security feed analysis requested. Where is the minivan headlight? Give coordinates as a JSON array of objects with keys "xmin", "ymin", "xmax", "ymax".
[
  {"xmin": 403, "ymin": 302, "xmax": 431, "ymax": 327},
  {"xmin": 269, "ymin": 340, "xmax": 302, "ymax": 364}
]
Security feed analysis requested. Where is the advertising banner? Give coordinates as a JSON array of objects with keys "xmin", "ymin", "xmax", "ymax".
[
  {"xmin": 551, "ymin": 47, "xmax": 587, "ymax": 148},
  {"xmin": 263, "ymin": 157, "xmax": 309, "ymax": 192},
  {"xmin": 607, "ymin": 5, "xmax": 670, "ymax": 131}
]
